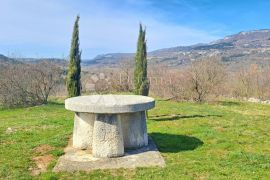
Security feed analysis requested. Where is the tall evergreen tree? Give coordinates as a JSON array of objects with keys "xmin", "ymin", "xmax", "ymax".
[
  {"xmin": 66, "ymin": 15, "xmax": 82, "ymax": 97},
  {"xmin": 134, "ymin": 24, "xmax": 149, "ymax": 96}
]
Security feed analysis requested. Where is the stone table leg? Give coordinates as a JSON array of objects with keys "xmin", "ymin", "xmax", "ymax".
[
  {"xmin": 73, "ymin": 112, "xmax": 95, "ymax": 149},
  {"xmin": 120, "ymin": 111, "xmax": 148, "ymax": 149},
  {"xmin": 92, "ymin": 114, "xmax": 124, "ymax": 158}
]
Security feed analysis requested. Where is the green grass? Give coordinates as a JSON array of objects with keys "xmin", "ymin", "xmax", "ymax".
[{"xmin": 0, "ymin": 100, "xmax": 270, "ymax": 179}]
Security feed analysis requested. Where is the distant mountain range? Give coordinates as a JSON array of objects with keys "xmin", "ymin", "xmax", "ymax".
[
  {"xmin": 2, "ymin": 29, "xmax": 270, "ymax": 69},
  {"xmin": 0, "ymin": 54, "xmax": 22, "ymax": 66},
  {"xmin": 0, "ymin": 54, "xmax": 67, "ymax": 66},
  {"xmin": 84, "ymin": 29, "xmax": 270, "ymax": 69}
]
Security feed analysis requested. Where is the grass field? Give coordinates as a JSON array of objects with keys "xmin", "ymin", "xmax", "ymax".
[{"xmin": 0, "ymin": 99, "xmax": 270, "ymax": 179}]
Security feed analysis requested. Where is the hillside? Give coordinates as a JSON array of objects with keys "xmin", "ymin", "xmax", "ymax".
[
  {"xmin": 0, "ymin": 54, "xmax": 67, "ymax": 67},
  {"xmin": 0, "ymin": 54, "xmax": 22, "ymax": 66},
  {"xmin": 85, "ymin": 29, "xmax": 270, "ymax": 69},
  {"xmin": 2, "ymin": 29, "xmax": 270, "ymax": 69}
]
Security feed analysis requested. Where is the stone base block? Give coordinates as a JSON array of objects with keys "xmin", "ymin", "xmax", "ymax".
[{"xmin": 53, "ymin": 137, "xmax": 165, "ymax": 172}]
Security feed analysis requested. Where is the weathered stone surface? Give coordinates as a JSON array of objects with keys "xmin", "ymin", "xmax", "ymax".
[
  {"xmin": 73, "ymin": 113, "xmax": 95, "ymax": 149},
  {"xmin": 92, "ymin": 114, "xmax": 124, "ymax": 158},
  {"xmin": 53, "ymin": 137, "xmax": 165, "ymax": 172},
  {"xmin": 121, "ymin": 111, "xmax": 148, "ymax": 149},
  {"xmin": 64, "ymin": 95, "xmax": 156, "ymax": 159},
  {"xmin": 65, "ymin": 95, "xmax": 155, "ymax": 113}
]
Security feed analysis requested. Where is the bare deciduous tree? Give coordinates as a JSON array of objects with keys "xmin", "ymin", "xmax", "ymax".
[
  {"xmin": 0, "ymin": 60, "xmax": 63, "ymax": 107},
  {"xmin": 187, "ymin": 57, "xmax": 226, "ymax": 102},
  {"xmin": 119, "ymin": 59, "xmax": 134, "ymax": 92},
  {"xmin": 231, "ymin": 64, "xmax": 270, "ymax": 100}
]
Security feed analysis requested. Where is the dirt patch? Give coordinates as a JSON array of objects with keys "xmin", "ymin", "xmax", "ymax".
[
  {"xmin": 33, "ymin": 144, "xmax": 54, "ymax": 155},
  {"xmin": 215, "ymin": 127, "xmax": 226, "ymax": 132},
  {"xmin": 1, "ymin": 140, "xmax": 15, "ymax": 146},
  {"xmin": 30, "ymin": 155, "xmax": 54, "ymax": 176}
]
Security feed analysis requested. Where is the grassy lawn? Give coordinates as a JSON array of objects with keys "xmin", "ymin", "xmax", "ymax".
[{"xmin": 0, "ymin": 99, "xmax": 270, "ymax": 179}]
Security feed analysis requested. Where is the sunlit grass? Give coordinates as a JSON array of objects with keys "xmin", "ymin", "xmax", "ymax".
[{"xmin": 0, "ymin": 100, "xmax": 269, "ymax": 179}]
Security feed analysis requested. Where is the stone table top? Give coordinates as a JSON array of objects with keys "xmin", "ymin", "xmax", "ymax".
[{"xmin": 65, "ymin": 95, "xmax": 155, "ymax": 113}]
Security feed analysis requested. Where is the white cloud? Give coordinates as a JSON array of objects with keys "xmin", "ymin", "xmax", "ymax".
[{"xmin": 0, "ymin": 0, "xmax": 220, "ymax": 58}]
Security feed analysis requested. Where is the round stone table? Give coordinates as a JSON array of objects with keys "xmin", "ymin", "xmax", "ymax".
[{"xmin": 65, "ymin": 95, "xmax": 155, "ymax": 158}]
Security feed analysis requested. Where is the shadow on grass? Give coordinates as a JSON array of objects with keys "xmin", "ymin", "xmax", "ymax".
[
  {"xmin": 48, "ymin": 101, "xmax": 64, "ymax": 105},
  {"xmin": 149, "ymin": 114, "xmax": 222, "ymax": 121},
  {"xmin": 156, "ymin": 98, "xmax": 173, "ymax": 102},
  {"xmin": 219, "ymin": 101, "xmax": 241, "ymax": 106},
  {"xmin": 150, "ymin": 132, "xmax": 203, "ymax": 153}
]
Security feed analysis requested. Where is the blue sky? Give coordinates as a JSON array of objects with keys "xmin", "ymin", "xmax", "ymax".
[{"xmin": 1, "ymin": 0, "xmax": 270, "ymax": 59}]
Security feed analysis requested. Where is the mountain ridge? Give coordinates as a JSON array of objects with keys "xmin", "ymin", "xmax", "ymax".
[
  {"xmin": 2, "ymin": 29, "xmax": 270, "ymax": 69},
  {"xmin": 84, "ymin": 29, "xmax": 270, "ymax": 68}
]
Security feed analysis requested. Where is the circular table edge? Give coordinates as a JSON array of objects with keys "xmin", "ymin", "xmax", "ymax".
[{"xmin": 65, "ymin": 96, "xmax": 155, "ymax": 114}]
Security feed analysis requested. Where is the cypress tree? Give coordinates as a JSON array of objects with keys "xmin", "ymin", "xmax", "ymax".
[
  {"xmin": 134, "ymin": 24, "xmax": 149, "ymax": 96},
  {"xmin": 66, "ymin": 15, "xmax": 82, "ymax": 97}
]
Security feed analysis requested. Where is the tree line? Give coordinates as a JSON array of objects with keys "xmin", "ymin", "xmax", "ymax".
[{"xmin": 1, "ymin": 16, "xmax": 270, "ymax": 108}]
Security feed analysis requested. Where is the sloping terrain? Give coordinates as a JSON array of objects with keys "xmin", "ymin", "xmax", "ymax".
[
  {"xmin": 0, "ymin": 54, "xmax": 21, "ymax": 66},
  {"xmin": 0, "ymin": 54, "xmax": 66, "ymax": 67},
  {"xmin": 2, "ymin": 29, "xmax": 270, "ymax": 69},
  {"xmin": 85, "ymin": 29, "xmax": 270, "ymax": 69}
]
